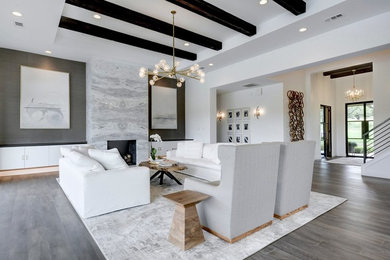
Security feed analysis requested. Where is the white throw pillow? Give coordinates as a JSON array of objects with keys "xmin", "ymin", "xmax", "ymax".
[
  {"xmin": 175, "ymin": 142, "xmax": 185, "ymax": 157},
  {"xmin": 182, "ymin": 141, "xmax": 204, "ymax": 159},
  {"xmin": 60, "ymin": 146, "xmax": 73, "ymax": 157},
  {"xmin": 72, "ymin": 145, "xmax": 95, "ymax": 156},
  {"xmin": 202, "ymin": 144, "xmax": 220, "ymax": 164},
  {"xmin": 68, "ymin": 151, "xmax": 105, "ymax": 172},
  {"xmin": 88, "ymin": 148, "xmax": 128, "ymax": 170}
]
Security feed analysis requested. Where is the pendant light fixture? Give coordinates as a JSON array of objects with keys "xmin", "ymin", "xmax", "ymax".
[
  {"xmin": 139, "ymin": 11, "xmax": 205, "ymax": 87},
  {"xmin": 345, "ymin": 70, "xmax": 364, "ymax": 101}
]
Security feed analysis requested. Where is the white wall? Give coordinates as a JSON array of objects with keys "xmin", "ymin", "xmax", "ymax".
[
  {"xmin": 373, "ymin": 51, "xmax": 390, "ymax": 125},
  {"xmin": 185, "ymin": 81, "xmax": 214, "ymax": 143},
  {"xmin": 308, "ymin": 73, "xmax": 336, "ymax": 159},
  {"xmin": 217, "ymin": 84, "xmax": 284, "ymax": 143}
]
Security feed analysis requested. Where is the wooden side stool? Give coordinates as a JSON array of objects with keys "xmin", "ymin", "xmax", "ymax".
[{"xmin": 163, "ymin": 190, "xmax": 210, "ymax": 250}]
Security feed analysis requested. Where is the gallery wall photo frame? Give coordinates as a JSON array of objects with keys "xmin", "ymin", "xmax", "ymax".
[
  {"xmin": 235, "ymin": 134, "xmax": 242, "ymax": 144},
  {"xmin": 227, "ymin": 109, "xmax": 233, "ymax": 122},
  {"xmin": 234, "ymin": 109, "xmax": 242, "ymax": 120},
  {"xmin": 243, "ymin": 135, "xmax": 250, "ymax": 144},
  {"xmin": 242, "ymin": 107, "xmax": 250, "ymax": 121},
  {"xmin": 228, "ymin": 123, "xmax": 234, "ymax": 133},
  {"xmin": 20, "ymin": 65, "xmax": 70, "ymax": 129}
]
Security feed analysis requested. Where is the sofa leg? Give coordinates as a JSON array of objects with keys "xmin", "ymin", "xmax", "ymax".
[{"xmin": 274, "ymin": 204, "xmax": 308, "ymax": 220}]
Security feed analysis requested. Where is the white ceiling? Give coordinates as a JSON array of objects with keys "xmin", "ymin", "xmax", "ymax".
[{"xmin": 1, "ymin": 0, "xmax": 390, "ymax": 74}]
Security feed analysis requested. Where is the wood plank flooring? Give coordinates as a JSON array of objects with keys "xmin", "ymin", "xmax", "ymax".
[
  {"xmin": 248, "ymin": 161, "xmax": 390, "ymax": 260},
  {"xmin": 0, "ymin": 174, "xmax": 105, "ymax": 260},
  {"xmin": 0, "ymin": 161, "xmax": 389, "ymax": 259}
]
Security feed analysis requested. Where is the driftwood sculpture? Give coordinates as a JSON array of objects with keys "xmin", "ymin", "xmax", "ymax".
[{"xmin": 287, "ymin": 90, "xmax": 305, "ymax": 142}]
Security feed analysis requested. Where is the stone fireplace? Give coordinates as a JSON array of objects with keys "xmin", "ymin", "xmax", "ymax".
[
  {"xmin": 107, "ymin": 140, "xmax": 137, "ymax": 165},
  {"xmin": 86, "ymin": 59, "xmax": 149, "ymax": 164}
]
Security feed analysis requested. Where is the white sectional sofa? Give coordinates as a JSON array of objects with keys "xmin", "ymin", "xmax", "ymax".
[
  {"xmin": 166, "ymin": 141, "xmax": 234, "ymax": 181},
  {"xmin": 59, "ymin": 146, "xmax": 150, "ymax": 218}
]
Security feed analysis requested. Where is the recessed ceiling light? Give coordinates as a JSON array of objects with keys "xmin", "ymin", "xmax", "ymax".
[
  {"xmin": 209, "ymin": 63, "xmax": 214, "ymax": 66},
  {"xmin": 259, "ymin": 0, "xmax": 268, "ymax": 5},
  {"xmin": 299, "ymin": 27, "xmax": 308, "ymax": 32},
  {"xmin": 12, "ymin": 11, "xmax": 22, "ymax": 17},
  {"xmin": 45, "ymin": 50, "xmax": 52, "ymax": 54},
  {"xmin": 184, "ymin": 42, "xmax": 190, "ymax": 47},
  {"xmin": 93, "ymin": 14, "xmax": 101, "ymax": 19}
]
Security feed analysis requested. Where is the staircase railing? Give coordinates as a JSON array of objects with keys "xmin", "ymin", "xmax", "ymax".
[{"xmin": 363, "ymin": 117, "xmax": 390, "ymax": 163}]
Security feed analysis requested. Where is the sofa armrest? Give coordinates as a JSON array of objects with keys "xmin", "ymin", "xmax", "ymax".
[
  {"xmin": 166, "ymin": 150, "xmax": 176, "ymax": 159},
  {"xmin": 184, "ymin": 177, "xmax": 219, "ymax": 197}
]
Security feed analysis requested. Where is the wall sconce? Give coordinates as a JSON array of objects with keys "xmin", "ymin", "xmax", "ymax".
[
  {"xmin": 254, "ymin": 106, "xmax": 264, "ymax": 119},
  {"xmin": 217, "ymin": 111, "xmax": 225, "ymax": 121}
]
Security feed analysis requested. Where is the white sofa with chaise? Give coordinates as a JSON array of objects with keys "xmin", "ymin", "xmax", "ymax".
[
  {"xmin": 59, "ymin": 147, "xmax": 150, "ymax": 218},
  {"xmin": 166, "ymin": 141, "xmax": 233, "ymax": 181}
]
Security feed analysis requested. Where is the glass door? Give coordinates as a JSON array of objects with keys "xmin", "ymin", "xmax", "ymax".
[
  {"xmin": 346, "ymin": 101, "xmax": 374, "ymax": 157},
  {"xmin": 321, "ymin": 105, "xmax": 332, "ymax": 158}
]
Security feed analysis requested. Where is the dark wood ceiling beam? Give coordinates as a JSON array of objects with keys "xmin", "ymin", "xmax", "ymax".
[
  {"xmin": 166, "ymin": 0, "xmax": 256, "ymax": 36},
  {"xmin": 65, "ymin": 0, "xmax": 222, "ymax": 50},
  {"xmin": 274, "ymin": 0, "xmax": 306, "ymax": 16},
  {"xmin": 59, "ymin": 16, "xmax": 197, "ymax": 61},
  {"xmin": 323, "ymin": 63, "xmax": 373, "ymax": 79}
]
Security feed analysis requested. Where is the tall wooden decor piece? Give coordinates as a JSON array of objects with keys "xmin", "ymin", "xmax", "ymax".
[{"xmin": 287, "ymin": 90, "xmax": 305, "ymax": 141}]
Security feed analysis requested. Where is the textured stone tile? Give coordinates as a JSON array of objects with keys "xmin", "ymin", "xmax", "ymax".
[{"xmin": 86, "ymin": 59, "xmax": 148, "ymax": 163}]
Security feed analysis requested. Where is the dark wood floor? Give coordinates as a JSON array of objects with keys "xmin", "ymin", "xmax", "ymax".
[
  {"xmin": 0, "ymin": 175, "xmax": 105, "ymax": 260},
  {"xmin": 1, "ymin": 161, "xmax": 389, "ymax": 260},
  {"xmin": 249, "ymin": 161, "xmax": 390, "ymax": 260}
]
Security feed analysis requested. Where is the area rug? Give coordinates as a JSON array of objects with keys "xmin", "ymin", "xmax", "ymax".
[
  {"xmin": 79, "ymin": 174, "xmax": 347, "ymax": 260},
  {"xmin": 326, "ymin": 157, "xmax": 364, "ymax": 166}
]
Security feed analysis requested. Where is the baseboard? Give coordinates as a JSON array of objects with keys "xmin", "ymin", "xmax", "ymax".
[
  {"xmin": 0, "ymin": 166, "xmax": 59, "ymax": 182},
  {"xmin": 274, "ymin": 205, "xmax": 308, "ymax": 220},
  {"xmin": 202, "ymin": 220, "xmax": 273, "ymax": 243}
]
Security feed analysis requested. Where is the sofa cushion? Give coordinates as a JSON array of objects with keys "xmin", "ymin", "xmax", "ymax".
[
  {"xmin": 177, "ymin": 141, "xmax": 204, "ymax": 159},
  {"xmin": 60, "ymin": 146, "xmax": 73, "ymax": 157},
  {"xmin": 88, "ymin": 148, "xmax": 128, "ymax": 170},
  {"xmin": 68, "ymin": 151, "xmax": 105, "ymax": 172},
  {"xmin": 202, "ymin": 144, "xmax": 220, "ymax": 164},
  {"xmin": 72, "ymin": 145, "xmax": 95, "ymax": 156}
]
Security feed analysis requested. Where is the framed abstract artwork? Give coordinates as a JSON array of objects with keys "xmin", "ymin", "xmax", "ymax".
[
  {"xmin": 151, "ymin": 85, "xmax": 177, "ymax": 129},
  {"xmin": 20, "ymin": 66, "xmax": 70, "ymax": 129}
]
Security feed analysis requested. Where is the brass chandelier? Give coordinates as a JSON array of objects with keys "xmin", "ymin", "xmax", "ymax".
[
  {"xmin": 139, "ymin": 11, "xmax": 205, "ymax": 87},
  {"xmin": 345, "ymin": 70, "xmax": 364, "ymax": 102}
]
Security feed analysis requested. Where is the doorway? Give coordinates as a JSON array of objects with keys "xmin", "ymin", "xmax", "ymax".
[
  {"xmin": 345, "ymin": 101, "xmax": 374, "ymax": 157},
  {"xmin": 320, "ymin": 105, "xmax": 332, "ymax": 158}
]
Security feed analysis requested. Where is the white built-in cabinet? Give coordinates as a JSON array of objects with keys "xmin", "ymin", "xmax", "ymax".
[{"xmin": 0, "ymin": 145, "xmax": 66, "ymax": 170}]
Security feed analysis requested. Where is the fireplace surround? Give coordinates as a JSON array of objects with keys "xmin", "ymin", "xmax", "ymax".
[{"xmin": 107, "ymin": 140, "xmax": 137, "ymax": 165}]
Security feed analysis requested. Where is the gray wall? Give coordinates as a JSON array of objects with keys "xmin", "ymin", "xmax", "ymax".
[
  {"xmin": 0, "ymin": 48, "xmax": 86, "ymax": 145},
  {"xmin": 86, "ymin": 59, "xmax": 149, "ymax": 163}
]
